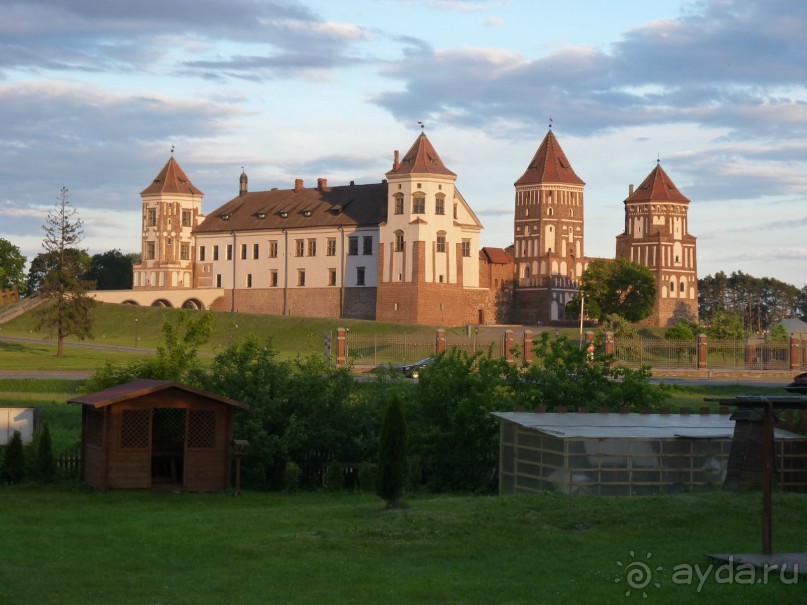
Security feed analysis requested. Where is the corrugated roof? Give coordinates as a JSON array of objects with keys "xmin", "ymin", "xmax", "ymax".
[
  {"xmin": 493, "ymin": 412, "xmax": 803, "ymax": 440},
  {"xmin": 141, "ymin": 157, "xmax": 204, "ymax": 196},
  {"xmin": 68, "ymin": 379, "xmax": 248, "ymax": 409},
  {"xmin": 194, "ymin": 182, "xmax": 387, "ymax": 234},
  {"xmin": 515, "ymin": 130, "xmax": 584, "ymax": 187},
  {"xmin": 626, "ymin": 163, "xmax": 689, "ymax": 204},
  {"xmin": 386, "ymin": 132, "xmax": 456, "ymax": 178}
]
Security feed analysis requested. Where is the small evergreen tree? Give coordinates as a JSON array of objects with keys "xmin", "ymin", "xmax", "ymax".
[
  {"xmin": 1, "ymin": 430, "xmax": 26, "ymax": 484},
  {"xmin": 36, "ymin": 423, "xmax": 56, "ymax": 482},
  {"xmin": 376, "ymin": 395, "xmax": 408, "ymax": 508}
]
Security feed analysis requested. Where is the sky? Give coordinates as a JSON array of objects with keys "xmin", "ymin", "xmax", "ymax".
[{"xmin": 1, "ymin": 0, "xmax": 806, "ymax": 288}]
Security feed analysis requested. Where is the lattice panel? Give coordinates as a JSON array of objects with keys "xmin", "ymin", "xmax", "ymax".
[
  {"xmin": 121, "ymin": 410, "xmax": 149, "ymax": 449},
  {"xmin": 85, "ymin": 410, "xmax": 104, "ymax": 447},
  {"xmin": 188, "ymin": 410, "xmax": 215, "ymax": 449}
]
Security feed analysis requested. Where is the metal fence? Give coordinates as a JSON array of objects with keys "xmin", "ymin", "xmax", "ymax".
[{"xmin": 346, "ymin": 331, "xmax": 807, "ymax": 371}]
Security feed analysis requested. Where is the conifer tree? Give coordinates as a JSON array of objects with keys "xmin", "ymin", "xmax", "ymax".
[
  {"xmin": 36, "ymin": 423, "xmax": 56, "ymax": 482},
  {"xmin": 1, "ymin": 430, "xmax": 25, "ymax": 484},
  {"xmin": 376, "ymin": 394, "xmax": 408, "ymax": 508}
]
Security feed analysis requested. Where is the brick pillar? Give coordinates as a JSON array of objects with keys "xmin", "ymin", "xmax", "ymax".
[
  {"xmin": 336, "ymin": 327, "xmax": 347, "ymax": 366},
  {"xmin": 523, "ymin": 330, "xmax": 533, "ymax": 364},
  {"xmin": 504, "ymin": 329, "xmax": 514, "ymax": 363},
  {"xmin": 697, "ymin": 333, "xmax": 708, "ymax": 370},
  {"xmin": 436, "ymin": 329, "xmax": 446, "ymax": 355},
  {"xmin": 790, "ymin": 336, "xmax": 801, "ymax": 371},
  {"xmin": 604, "ymin": 331, "xmax": 615, "ymax": 356}
]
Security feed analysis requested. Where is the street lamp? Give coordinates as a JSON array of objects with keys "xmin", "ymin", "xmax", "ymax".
[{"xmin": 134, "ymin": 318, "xmax": 139, "ymax": 348}]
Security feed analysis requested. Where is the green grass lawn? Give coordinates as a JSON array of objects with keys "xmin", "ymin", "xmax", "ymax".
[{"xmin": 0, "ymin": 486, "xmax": 803, "ymax": 604}]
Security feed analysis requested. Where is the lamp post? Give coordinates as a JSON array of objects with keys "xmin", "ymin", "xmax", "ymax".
[
  {"xmin": 134, "ymin": 318, "xmax": 139, "ymax": 348},
  {"xmin": 579, "ymin": 295, "xmax": 585, "ymax": 350}
]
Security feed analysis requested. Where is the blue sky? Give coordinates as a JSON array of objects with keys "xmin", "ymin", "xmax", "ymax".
[{"xmin": 1, "ymin": 0, "xmax": 806, "ymax": 288}]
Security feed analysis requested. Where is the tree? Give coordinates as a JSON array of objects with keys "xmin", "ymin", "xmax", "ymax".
[
  {"xmin": 664, "ymin": 319, "xmax": 698, "ymax": 340},
  {"xmin": 35, "ymin": 187, "xmax": 95, "ymax": 356},
  {"xmin": 26, "ymin": 249, "xmax": 90, "ymax": 295},
  {"xmin": 1, "ymin": 430, "xmax": 25, "ymax": 484},
  {"xmin": 86, "ymin": 249, "xmax": 134, "ymax": 290},
  {"xmin": 704, "ymin": 309, "xmax": 746, "ymax": 340},
  {"xmin": 576, "ymin": 258, "xmax": 656, "ymax": 322},
  {"xmin": 0, "ymin": 238, "xmax": 26, "ymax": 293},
  {"xmin": 36, "ymin": 423, "xmax": 56, "ymax": 482},
  {"xmin": 376, "ymin": 394, "xmax": 408, "ymax": 508}
]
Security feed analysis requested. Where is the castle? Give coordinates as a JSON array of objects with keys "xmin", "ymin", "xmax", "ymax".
[{"xmin": 129, "ymin": 128, "xmax": 698, "ymax": 327}]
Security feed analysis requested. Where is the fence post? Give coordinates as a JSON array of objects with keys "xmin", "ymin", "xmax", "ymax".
[
  {"xmin": 336, "ymin": 327, "xmax": 347, "ymax": 366},
  {"xmin": 697, "ymin": 334, "xmax": 708, "ymax": 370},
  {"xmin": 435, "ymin": 329, "xmax": 446, "ymax": 355},
  {"xmin": 504, "ymin": 329, "xmax": 514, "ymax": 363},
  {"xmin": 523, "ymin": 330, "xmax": 533, "ymax": 364},
  {"xmin": 790, "ymin": 336, "xmax": 800, "ymax": 372},
  {"xmin": 604, "ymin": 331, "xmax": 615, "ymax": 356}
]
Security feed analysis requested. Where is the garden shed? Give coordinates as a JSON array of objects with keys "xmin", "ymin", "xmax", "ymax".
[
  {"xmin": 68, "ymin": 379, "xmax": 248, "ymax": 491},
  {"xmin": 494, "ymin": 411, "xmax": 807, "ymax": 496}
]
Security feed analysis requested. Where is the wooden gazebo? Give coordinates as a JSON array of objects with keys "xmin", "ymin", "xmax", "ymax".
[{"xmin": 68, "ymin": 380, "xmax": 248, "ymax": 491}]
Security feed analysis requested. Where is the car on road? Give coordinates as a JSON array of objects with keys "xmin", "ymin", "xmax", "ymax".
[{"xmin": 372, "ymin": 357, "xmax": 434, "ymax": 379}]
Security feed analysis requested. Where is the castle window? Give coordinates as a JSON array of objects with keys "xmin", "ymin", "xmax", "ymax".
[
  {"xmin": 362, "ymin": 236, "xmax": 373, "ymax": 255},
  {"xmin": 241, "ymin": 244, "xmax": 247, "ymax": 260},
  {"xmin": 213, "ymin": 245, "xmax": 219, "ymax": 261},
  {"xmin": 297, "ymin": 269, "xmax": 306, "ymax": 287},
  {"xmin": 453, "ymin": 203, "xmax": 458, "ymax": 219},
  {"xmin": 199, "ymin": 246, "xmax": 206, "ymax": 261},
  {"xmin": 394, "ymin": 194, "xmax": 404, "ymax": 215},
  {"xmin": 307, "ymin": 238, "xmax": 317, "ymax": 257},
  {"xmin": 547, "ymin": 207, "xmax": 554, "ymax": 217},
  {"xmin": 295, "ymin": 239, "xmax": 304, "ymax": 257},
  {"xmin": 180, "ymin": 243, "xmax": 190, "ymax": 261},
  {"xmin": 328, "ymin": 268, "xmax": 337, "ymax": 286},
  {"xmin": 146, "ymin": 241, "xmax": 155, "ymax": 260},
  {"xmin": 327, "ymin": 238, "xmax": 336, "ymax": 256},
  {"xmin": 436, "ymin": 232, "xmax": 446, "ymax": 253},
  {"xmin": 412, "ymin": 194, "xmax": 425, "ymax": 214},
  {"xmin": 226, "ymin": 244, "xmax": 233, "ymax": 261},
  {"xmin": 435, "ymin": 194, "xmax": 445, "ymax": 215},
  {"xmin": 269, "ymin": 241, "xmax": 278, "ymax": 258},
  {"xmin": 253, "ymin": 243, "xmax": 260, "ymax": 259},
  {"xmin": 348, "ymin": 236, "xmax": 358, "ymax": 255},
  {"xmin": 216, "ymin": 274, "xmax": 222, "ymax": 288},
  {"xmin": 181, "ymin": 210, "xmax": 191, "ymax": 227},
  {"xmin": 356, "ymin": 267, "xmax": 365, "ymax": 286},
  {"xmin": 270, "ymin": 270, "xmax": 278, "ymax": 287},
  {"xmin": 680, "ymin": 282, "xmax": 685, "ymax": 292},
  {"xmin": 147, "ymin": 208, "xmax": 157, "ymax": 227},
  {"xmin": 246, "ymin": 274, "xmax": 252, "ymax": 288},
  {"xmin": 462, "ymin": 239, "xmax": 471, "ymax": 257},
  {"xmin": 394, "ymin": 230, "xmax": 404, "ymax": 252}
]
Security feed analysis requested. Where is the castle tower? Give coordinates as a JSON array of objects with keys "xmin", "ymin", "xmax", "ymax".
[
  {"xmin": 615, "ymin": 162, "xmax": 698, "ymax": 326},
  {"xmin": 376, "ymin": 131, "xmax": 482, "ymax": 325},
  {"xmin": 133, "ymin": 156, "xmax": 204, "ymax": 290},
  {"xmin": 512, "ymin": 128, "xmax": 585, "ymax": 324}
]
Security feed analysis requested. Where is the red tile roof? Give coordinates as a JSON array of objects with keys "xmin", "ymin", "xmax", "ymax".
[
  {"xmin": 194, "ymin": 181, "xmax": 387, "ymax": 234},
  {"xmin": 68, "ymin": 379, "xmax": 248, "ymax": 409},
  {"xmin": 480, "ymin": 247, "xmax": 514, "ymax": 264},
  {"xmin": 627, "ymin": 163, "xmax": 690, "ymax": 204},
  {"xmin": 386, "ymin": 133, "xmax": 456, "ymax": 178},
  {"xmin": 141, "ymin": 157, "xmax": 204, "ymax": 196},
  {"xmin": 515, "ymin": 130, "xmax": 584, "ymax": 187}
]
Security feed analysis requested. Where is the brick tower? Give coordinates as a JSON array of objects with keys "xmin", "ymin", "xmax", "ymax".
[
  {"xmin": 615, "ymin": 162, "xmax": 698, "ymax": 326},
  {"xmin": 512, "ymin": 128, "xmax": 586, "ymax": 324}
]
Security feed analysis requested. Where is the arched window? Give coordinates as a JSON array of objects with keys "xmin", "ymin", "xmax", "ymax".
[
  {"xmin": 547, "ymin": 207, "xmax": 554, "ymax": 217},
  {"xmin": 436, "ymin": 231, "xmax": 447, "ymax": 253},
  {"xmin": 435, "ymin": 194, "xmax": 445, "ymax": 215},
  {"xmin": 393, "ymin": 193, "xmax": 404, "ymax": 215},
  {"xmin": 394, "ymin": 230, "xmax": 404, "ymax": 252},
  {"xmin": 412, "ymin": 193, "xmax": 425, "ymax": 214},
  {"xmin": 680, "ymin": 281, "xmax": 685, "ymax": 292}
]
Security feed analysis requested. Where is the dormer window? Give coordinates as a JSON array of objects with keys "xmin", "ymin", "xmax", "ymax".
[
  {"xmin": 303, "ymin": 210, "xmax": 312, "ymax": 217},
  {"xmin": 221, "ymin": 213, "xmax": 231, "ymax": 220},
  {"xmin": 257, "ymin": 212, "xmax": 266, "ymax": 220},
  {"xmin": 280, "ymin": 211, "xmax": 289, "ymax": 218}
]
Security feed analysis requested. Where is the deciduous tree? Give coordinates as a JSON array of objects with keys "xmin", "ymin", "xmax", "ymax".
[
  {"xmin": 86, "ymin": 249, "xmax": 134, "ymax": 290},
  {"xmin": 0, "ymin": 238, "xmax": 26, "ymax": 293},
  {"xmin": 574, "ymin": 258, "xmax": 656, "ymax": 322}
]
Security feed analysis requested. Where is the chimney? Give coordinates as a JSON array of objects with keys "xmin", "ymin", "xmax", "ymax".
[
  {"xmin": 628, "ymin": 184, "xmax": 634, "ymax": 196},
  {"xmin": 317, "ymin": 178, "xmax": 329, "ymax": 191},
  {"xmin": 393, "ymin": 150, "xmax": 400, "ymax": 171},
  {"xmin": 294, "ymin": 178, "xmax": 304, "ymax": 192}
]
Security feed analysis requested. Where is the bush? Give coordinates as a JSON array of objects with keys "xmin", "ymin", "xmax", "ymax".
[
  {"xmin": 326, "ymin": 460, "xmax": 345, "ymax": 492},
  {"xmin": 1, "ymin": 431, "xmax": 25, "ymax": 484},
  {"xmin": 358, "ymin": 462, "xmax": 378, "ymax": 493},
  {"xmin": 282, "ymin": 461, "xmax": 302, "ymax": 492}
]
